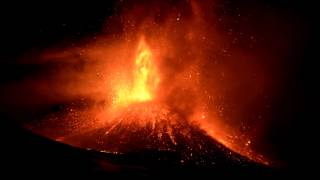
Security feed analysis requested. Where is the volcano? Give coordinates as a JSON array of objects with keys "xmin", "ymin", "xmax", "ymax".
[
  {"xmin": 28, "ymin": 102, "xmax": 258, "ymax": 168},
  {"xmin": 24, "ymin": 34, "xmax": 269, "ymax": 166}
]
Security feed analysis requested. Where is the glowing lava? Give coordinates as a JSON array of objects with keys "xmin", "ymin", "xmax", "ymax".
[{"xmin": 113, "ymin": 38, "xmax": 160, "ymax": 107}]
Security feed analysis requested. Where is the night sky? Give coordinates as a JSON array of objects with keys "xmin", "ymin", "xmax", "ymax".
[{"xmin": 0, "ymin": 0, "xmax": 313, "ymax": 178}]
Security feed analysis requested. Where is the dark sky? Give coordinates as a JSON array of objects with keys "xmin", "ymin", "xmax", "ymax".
[{"xmin": 0, "ymin": 0, "xmax": 313, "ymax": 178}]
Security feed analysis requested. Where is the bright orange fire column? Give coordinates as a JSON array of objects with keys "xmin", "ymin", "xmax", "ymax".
[{"xmin": 113, "ymin": 37, "xmax": 160, "ymax": 107}]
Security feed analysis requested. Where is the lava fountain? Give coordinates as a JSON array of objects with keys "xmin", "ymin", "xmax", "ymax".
[{"xmin": 113, "ymin": 37, "xmax": 159, "ymax": 107}]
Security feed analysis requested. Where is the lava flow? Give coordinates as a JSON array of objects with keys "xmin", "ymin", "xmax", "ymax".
[{"xmin": 21, "ymin": 0, "xmax": 274, "ymax": 167}]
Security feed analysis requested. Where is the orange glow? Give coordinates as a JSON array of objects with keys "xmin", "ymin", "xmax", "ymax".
[
  {"xmin": 113, "ymin": 38, "xmax": 159, "ymax": 107},
  {"xmin": 19, "ymin": 0, "xmax": 276, "ymax": 167}
]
